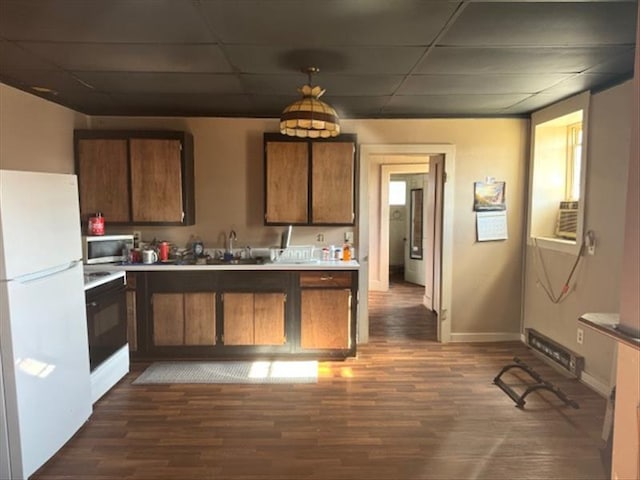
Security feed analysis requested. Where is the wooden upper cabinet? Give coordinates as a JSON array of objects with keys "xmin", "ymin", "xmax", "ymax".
[
  {"xmin": 74, "ymin": 130, "xmax": 195, "ymax": 226},
  {"xmin": 263, "ymin": 133, "xmax": 357, "ymax": 226},
  {"xmin": 77, "ymin": 139, "xmax": 130, "ymax": 222},
  {"xmin": 130, "ymin": 138, "xmax": 183, "ymax": 223},
  {"xmin": 264, "ymin": 141, "xmax": 309, "ymax": 224},
  {"xmin": 312, "ymin": 142, "xmax": 355, "ymax": 224}
]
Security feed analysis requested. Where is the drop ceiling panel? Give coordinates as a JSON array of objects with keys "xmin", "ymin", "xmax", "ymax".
[
  {"xmin": 416, "ymin": 46, "xmax": 634, "ymax": 74},
  {"xmin": 15, "ymin": 42, "xmax": 233, "ymax": 73},
  {"xmin": 74, "ymin": 72, "xmax": 244, "ymax": 95},
  {"xmin": 199, "ymin": 0, "xmax": 458, "ymax": 46},
  {"xmin": 0, "ymin": 0, "xmax": 213, "ymax": 43},
  {"xmin": 240, "ymin": 74, "xmax": 404, "ymax": 96},
  {"xmin": 441, "ymin": 3, "xmax": 638, "ymax": 46},
  {"xmin": 0, "ymin": 1, "xmax": 636, "ymax": 118},
  {"xmin": 224, "ymin": 46, "xmax": 426, "ymax": 75},
  {"xmin": 107, "ymin": 93, "xmax": 254, "ymax": 116},
  {"xmin": 384, "ymin": 94, "xmax": 533, "ymax": 116},
  {"xmin": 397, "ymin": 74, "xmax": 571, "ymax": 95}
]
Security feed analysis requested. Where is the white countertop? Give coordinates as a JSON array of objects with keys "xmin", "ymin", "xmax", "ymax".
[{"xmin": 84, "ymin": 260, "xmax": 360, "ymax": 272}]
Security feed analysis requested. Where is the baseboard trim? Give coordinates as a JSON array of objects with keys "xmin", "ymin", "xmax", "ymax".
[
  {"xmin": 580, "ymin": 370, "xmax": 611, "ymax": 398},
  {"xmin": 449, "ymin": 332, "xmax": 522, "ymax": 343}
]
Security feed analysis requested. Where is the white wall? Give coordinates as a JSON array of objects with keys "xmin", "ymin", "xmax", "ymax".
[{"xmin": 523, "ymin": 80, "xmax": 633, "ymax": 390}]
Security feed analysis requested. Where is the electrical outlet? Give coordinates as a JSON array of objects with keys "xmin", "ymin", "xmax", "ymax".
[
  {"xmin": 133, "ymin": 230, "xmax": 142, "ymax": 248},
  {"xmin": 316, "ymin": 233, "xmax": 324, "ymax": 243},
  {"xmin": 577, "ymin": 328, "xmax": 584, "ymax": 345},
  {"xmin": 345, "ymin": 231, "xmax": 353, "ymax": 243}
]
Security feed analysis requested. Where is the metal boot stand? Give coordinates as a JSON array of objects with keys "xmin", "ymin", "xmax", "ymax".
[{"xmin": 493, "ymin": 357, "xmax": 579, "ymax": 409}]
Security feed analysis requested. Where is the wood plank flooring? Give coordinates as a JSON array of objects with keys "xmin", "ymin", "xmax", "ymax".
[{"xmin": 33, "ymin": 277, "xmax": 608, "ymax": 480}]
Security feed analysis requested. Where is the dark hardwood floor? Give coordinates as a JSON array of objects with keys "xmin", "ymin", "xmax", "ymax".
[{"xmin": 33, "ymin": 277, "xmax": 608, "ymax": 480}]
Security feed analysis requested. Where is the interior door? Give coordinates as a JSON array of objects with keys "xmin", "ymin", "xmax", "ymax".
[{"xmin": 404, "ymin": 174, "xmax": 426, "ymax": 286}]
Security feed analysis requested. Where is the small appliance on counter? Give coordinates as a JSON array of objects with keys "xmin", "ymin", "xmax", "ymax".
[{"xmin": 82, "ymin": 234, "xmax": 134, "ymax": 264}]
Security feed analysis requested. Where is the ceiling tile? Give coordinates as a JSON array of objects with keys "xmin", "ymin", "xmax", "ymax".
[
  {"xmin": 383, "ymin": 94, "xmax": 532, "ymax": 116},
  {"xmin": 440, "ymin": 3, "xmax": 638, "ymax": 46},
  {"xmin": 199, "ymin": 0, "xmax": 458, "ymax": 46},
  {"xmin": 0, "ymin": 0, "xmax": 213, "ymax": 43},
  {"xmin": 0, "ymin": 40, "xmax": 56, "ymax": 70},
  {"xmin": 15, "ymin": 42, "xmax": 232, "ymax": 73},
  {"xmin": 224, "ymin": 45, "xmax": 425, "ymax": 74},
  {"xmin": 541, "ymin": 73, "xmax": 633, "ymax": 95},
  {"xmin": 397, "ymin": 74, "xmax": 571, "ymax": 95},
  {"xmin": 417, "ymin": 46, "xmax": 636, "ymax": 74},
  {"xmin": 72, "ymin": 72, "xmax": 244, "ymax": 94},
  {"xmin": 240, "ymin": 74, "xmax": 404, "ymax": 96},
  {"xmin": 107, "ymin": 93, "xmax": 254, "ymax": 116}
]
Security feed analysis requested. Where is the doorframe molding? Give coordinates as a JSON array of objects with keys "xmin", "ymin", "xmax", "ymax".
[{"xmin": 358, "ymin": 144, "xmax": 456, "ymax": 344}]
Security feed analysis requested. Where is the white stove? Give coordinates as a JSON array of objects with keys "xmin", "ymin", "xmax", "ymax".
[
  {"xmin": 83, "ymin": 270, "xmax": 126, "ymax": 291},
  {"xmin": 82, "ymin": 267, "xmax": 129, "ymax": 403}
]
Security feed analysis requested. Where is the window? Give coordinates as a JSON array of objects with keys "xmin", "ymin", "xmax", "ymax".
[
  {"xmin": 528, "ymin": 92, "xmax": 590, "ymax": 254},
  {"xmin": 566, "ymin": 123, "xmax": 582, "ymax": 201},
  {"xmin": 389, "ymin": 180, "xmax": 406, "ymax": 205}
]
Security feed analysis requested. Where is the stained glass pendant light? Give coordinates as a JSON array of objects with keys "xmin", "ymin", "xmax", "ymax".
[{"xmin": 280, "ymin": 67, "xmax": 340, "ymax": 138}]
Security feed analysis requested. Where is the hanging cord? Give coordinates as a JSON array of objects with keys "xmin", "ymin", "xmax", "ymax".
[{"xmin": 531, "ymin": 238, "xmax": 586, "ymax": 304}]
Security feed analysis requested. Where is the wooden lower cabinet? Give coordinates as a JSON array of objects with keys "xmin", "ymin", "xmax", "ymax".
[
  {"xmin": 300, "ymin": 289, "xmax": 351, "ymax": 349},
  {"xmin": 223, "ymin": 293, "xmax": 285, "ymax": 346},
  {"xmin": 152, "ymin": 292, "xmax": 216, "ymax": 346},
  {"xmin": 126, "ymin": 273, "xmax": 137, "ymax": 351}
]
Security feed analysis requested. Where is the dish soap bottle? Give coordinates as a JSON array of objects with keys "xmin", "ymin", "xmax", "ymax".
[{"xmin": 342, "ymin": 243, "xmax": 351, "ymax": 261}]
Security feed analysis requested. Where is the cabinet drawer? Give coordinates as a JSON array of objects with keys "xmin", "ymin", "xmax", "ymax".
[{"xmin": 300, "ymin": 271, "xmax": 352, "ymax": 288}]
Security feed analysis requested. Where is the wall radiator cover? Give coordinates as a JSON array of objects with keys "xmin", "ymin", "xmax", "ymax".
[{"xmin": 526, "ymin": 328, "xmax": 584, "ymax": 377}]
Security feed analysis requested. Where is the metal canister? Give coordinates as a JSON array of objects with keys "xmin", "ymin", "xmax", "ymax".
[{"xmin": 87, "ymin": 212, "xmax": 105, "ymax": 235}]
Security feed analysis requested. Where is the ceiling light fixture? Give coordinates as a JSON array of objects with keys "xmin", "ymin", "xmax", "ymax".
[{"xmin": 280, "ymin": 67, "xmax": 340, "ymax": 138}]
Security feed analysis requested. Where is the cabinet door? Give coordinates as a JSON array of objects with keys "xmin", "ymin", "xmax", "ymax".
[
  {"xmin": 311, "ymin": 142, "xmax": 355, "ymax": 224},
  {"xmin": 152, "ymin": 293, "xmax": 184, "ymax": 346},
  {"xmin": 254, "ymin": 293, "xmax": 285, "ymax": 345},
  {"xmin": 130, "ymin": 138, "xmax": 184, "ymax": 223},
  {"xmin": 77, "ymin": 139, "xmax": 130, "ymax": 222},
  {"xmin": 184, "ymin": 293, "xmax": 216, "ymax": 345},
  {"xmin": 265, "ymin": 142, "xmax": 309, "ymax": 224},
  {"xmin": 301, "ymin": 289, "xmax": 351, "ymax": 349},
  {"xmin": 223, "ymin": 293, "xmax": 254, "ymax": 345}
]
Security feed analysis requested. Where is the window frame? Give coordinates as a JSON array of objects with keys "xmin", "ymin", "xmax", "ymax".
[{"xmin": 527, "ymin": 91, "xmax": 591, "ymax": 255}]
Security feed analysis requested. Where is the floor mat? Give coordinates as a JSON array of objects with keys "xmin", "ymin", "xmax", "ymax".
[{"xmin": 132, "ymin": 360, "xmax": 318, "ymax": 384}]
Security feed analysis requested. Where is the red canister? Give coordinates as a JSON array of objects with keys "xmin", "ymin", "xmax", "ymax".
[
  {"xmin": 88, "ymin": 212, "xmax": 105, "ymax": 235},
  {"xmin": 159, "ymin": 241, "xmax": 170, "ymax": 262}
]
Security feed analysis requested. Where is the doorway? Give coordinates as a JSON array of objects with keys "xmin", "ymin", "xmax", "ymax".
[{"xmin": 357, "ymin": 144, "xmax": 455, "ymax": 344}]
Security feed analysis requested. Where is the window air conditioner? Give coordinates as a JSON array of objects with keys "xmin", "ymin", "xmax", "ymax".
[{"xmin": 555, "ymin": 201, "xmax": 579, "ymax": 239}]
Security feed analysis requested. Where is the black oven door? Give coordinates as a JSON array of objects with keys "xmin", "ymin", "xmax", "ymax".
[{"xmin": 86, "ymin": 278, "xmax": 127, "ymax": 371}]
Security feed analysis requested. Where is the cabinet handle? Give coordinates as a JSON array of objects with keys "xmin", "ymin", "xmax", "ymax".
[{"xmin": 320, "ymin": 275, "xmax": 334, "ymax": 281}]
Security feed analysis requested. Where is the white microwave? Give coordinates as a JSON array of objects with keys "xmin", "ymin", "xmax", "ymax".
[{"xmin": 82, "ymin": 235, "xmax": 134, "ymax": 264}]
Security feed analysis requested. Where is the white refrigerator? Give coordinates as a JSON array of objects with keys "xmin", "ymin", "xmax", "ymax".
[{"xmin": 0, "ymin": 170, "xmax": 92, "ymax": 480}]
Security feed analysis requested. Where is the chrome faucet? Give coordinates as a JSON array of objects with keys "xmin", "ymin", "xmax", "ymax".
[{"xmin": 227, "ymin": 230, "xmax": 237, "ymax": 254}]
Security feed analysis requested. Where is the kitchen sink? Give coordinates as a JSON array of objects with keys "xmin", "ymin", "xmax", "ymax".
[{"xmin": 206, "ymin": 257, "xmax": 266, "ymax": 265}]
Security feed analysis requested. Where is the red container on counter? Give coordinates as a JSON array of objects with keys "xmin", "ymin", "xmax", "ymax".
[
  {"xmin": 159, "ymin": 241, "xmax": 170, "ymax": 262},
  {"xmin": 87, "ymin": 212, "xmax": 105, "ymax": 235}
]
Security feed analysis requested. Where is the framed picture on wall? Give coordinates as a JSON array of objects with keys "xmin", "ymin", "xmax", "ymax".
[{"xmin": 474, "ymin": 181, "xmax": 506, "ymax": 211}]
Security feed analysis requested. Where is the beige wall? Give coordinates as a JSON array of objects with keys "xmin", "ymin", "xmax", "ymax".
[
  {"xmin": 0, "ymin": 84, "xmax": 85, "ymax": 173},
  {"xmin": 2, "ymin": 86, "xmax": 529, "ymax": 338},
  {"xmin": 523, "ymin": 80, "xmax": 633, "ymax": 390},
  {"xmin": 356, "ymin": 119, "xmax": 529, "ymax": 337}
]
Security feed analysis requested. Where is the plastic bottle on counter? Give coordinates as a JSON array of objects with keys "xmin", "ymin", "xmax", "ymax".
[{"xmin": 342, "ymin": 243, "xmax": 351, "ymax": 261}]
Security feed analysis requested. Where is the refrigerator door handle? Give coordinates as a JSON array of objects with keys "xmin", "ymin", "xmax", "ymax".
[{"xmin": 9, "ymin": 260, "xmax": 82, "ymax": 284}]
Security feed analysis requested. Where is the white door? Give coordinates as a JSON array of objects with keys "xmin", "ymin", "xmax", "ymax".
[{"xmin": 404, "ymin": 174, "xmax": 426, "ymax": 286}]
